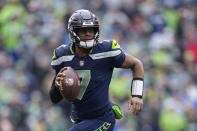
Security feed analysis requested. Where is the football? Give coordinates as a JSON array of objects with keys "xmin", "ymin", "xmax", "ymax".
[{"xmin": 60, "ymin": 67, "xmax": 80, "ymax": 102}]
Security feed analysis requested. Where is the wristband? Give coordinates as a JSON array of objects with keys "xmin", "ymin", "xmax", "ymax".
[{"xmin": 131, "ymin": 78, "xmax": 144, "ymax": 98}]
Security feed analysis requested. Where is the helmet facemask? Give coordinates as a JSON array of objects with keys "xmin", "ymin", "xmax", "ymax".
[{"xmin": 74, "ymin": 27, "xmax": 99, "ymax": 49}]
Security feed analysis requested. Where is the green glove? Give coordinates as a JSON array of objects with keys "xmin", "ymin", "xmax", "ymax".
[{"xmin": 112, "ymin": 105, "xmax": 123, "ymax": 119}]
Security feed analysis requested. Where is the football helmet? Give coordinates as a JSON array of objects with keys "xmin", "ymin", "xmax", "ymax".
[{"xmin": 68, "ymin": 9, "xmax": 99, "ymax": 49}]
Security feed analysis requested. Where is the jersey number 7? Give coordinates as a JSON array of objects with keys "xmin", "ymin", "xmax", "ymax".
[{"xmin": 76, "ymin": 70, "xmax": 91, "ymax": 100}]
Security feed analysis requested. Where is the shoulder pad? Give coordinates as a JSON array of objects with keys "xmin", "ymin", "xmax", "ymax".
[
  {"xmin": 52, "ymin": 44, "xmax": 68, "ymax": 60},
  {"xmin": 101, "ymin": 40, "xmax": 111, "ymax": 43},
  {"xmin": 100, "ymin": 40, "xmax": 120, "ymax": 49},
  {"xmin": 112, "ymin": 40, "xmax": 120, "ymax": 49},
  {"xmin": 97, "ymin": 40, "xmax": 112, "ymax": 51},
  {"xmin": 52, "ymin": 49, "xmax": 57, "ymax": 59}
]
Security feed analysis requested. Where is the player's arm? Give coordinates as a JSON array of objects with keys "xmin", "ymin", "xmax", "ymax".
[
  {"xmin": 49, "ymin": 67, "xmax": 67, "ymax": 104},
  {"xmin": 121, "ymin": 53, "xmax": 144, "ymax": 116},
  {"xmin": 49, "ymin": 59, "xmax": 67, "ymax": 104},
  {"xmin": 121, "ymin": 53, "xmax": 144, "ymax": 78},
  {"xmin": 49, "ymin": 77, "xmax": 63, "ymax": 104}
]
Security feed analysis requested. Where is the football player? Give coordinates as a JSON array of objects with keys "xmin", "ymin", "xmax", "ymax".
[{"xmin": 50, "ymin": 9, "xmax": 144, "ymax": 131}]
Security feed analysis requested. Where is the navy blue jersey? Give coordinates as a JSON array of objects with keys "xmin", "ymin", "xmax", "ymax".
[{"xmin": 51, "ymin": 40, "xmax": 125, "ymax": 120}]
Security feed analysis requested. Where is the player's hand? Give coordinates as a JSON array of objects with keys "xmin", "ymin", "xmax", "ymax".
[
  {"xmin": 55, "ymin": 67, "xmax": 67, "ymax": 88},
  {"xmin": 128, "ymin": 97, "xmax": 143, "ymax": 117}
]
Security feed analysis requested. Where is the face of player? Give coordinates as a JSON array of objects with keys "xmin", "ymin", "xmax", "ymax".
[{"xmin": 78, "ymin": 27, "xmax": 94, "ymax": 42}]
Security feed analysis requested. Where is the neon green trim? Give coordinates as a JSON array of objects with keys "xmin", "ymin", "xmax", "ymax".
[
  {"xmin": 76, "ymin": 70, "xmax": 91, "ymax": 100},
  {"xmin": 112, "ymin": 40, "xmax": 120, "ymax": 49},
  {"xmin": 52, "ymin": 50, "xmax": 56, "ymax": 59},
  {"xmin": 70, "ymin": 42, "xmax": 74, "ymax": 54},
  {"xmin": 89, "ymin": 48, "xmax": 93, "ymax": 53},
  {"xmin": 94, "ymin": 122, "xmax": 111, "ymax": 131},
  {"xmin": 112, "ymin": 105, "xmax": 123, "ymax": 119}
]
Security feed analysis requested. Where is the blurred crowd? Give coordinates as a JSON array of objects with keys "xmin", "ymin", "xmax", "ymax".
[{"xmin": 0, "ymin": 0, "xmax": 197, "ymax": 131}]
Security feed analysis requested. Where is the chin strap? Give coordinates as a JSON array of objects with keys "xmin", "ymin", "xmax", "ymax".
[{"xmin": 79, "ymin": 40, "xmax": 97, "ymax": 49}]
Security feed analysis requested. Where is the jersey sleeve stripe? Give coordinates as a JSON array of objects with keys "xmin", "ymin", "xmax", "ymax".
[
  {"xmin": 51, "ymin": 55, "xmax": 74, "ymax": 66},
  {"xmin": 89, "ymin": 50, "xmax": 121, "ymax": 60}
]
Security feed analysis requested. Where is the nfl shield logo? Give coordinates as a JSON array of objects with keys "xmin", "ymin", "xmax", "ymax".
[{"xmin": 79, "ymin": 60, "xmax": 84, "ymax": 66}]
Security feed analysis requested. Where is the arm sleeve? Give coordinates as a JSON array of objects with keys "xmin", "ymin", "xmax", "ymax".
[
  {"xmin": 49, "ymin": 77, "xmax": 63, "ymax": 104},
  {"xmin": 49, "ymin": 48, "xmax": 63, "ymax": 104}
]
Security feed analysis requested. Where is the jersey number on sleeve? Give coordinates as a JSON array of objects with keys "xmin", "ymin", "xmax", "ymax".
[{"xmin": 76, "ymin": 70, "xmax": 91, "ymax": 100}]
